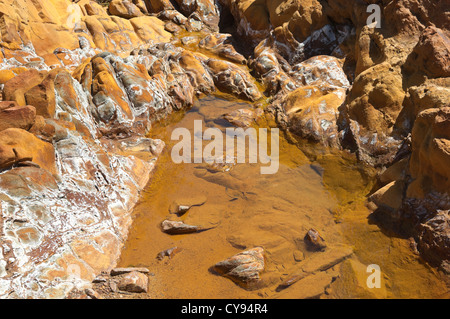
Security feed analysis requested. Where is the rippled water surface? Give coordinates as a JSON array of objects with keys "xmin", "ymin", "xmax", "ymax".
[{"xmin": 118, "ymin": 95, "xmax": 449, "ymax": 299}]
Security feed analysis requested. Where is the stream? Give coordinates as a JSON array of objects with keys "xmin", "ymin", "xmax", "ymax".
[{"xmin": 118, "ymin": 95, "xmax": 449, "ymax": 299}]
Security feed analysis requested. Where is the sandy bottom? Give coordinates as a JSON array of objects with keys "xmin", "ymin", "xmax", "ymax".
[{"xmin": 118, "ymin": 96, "xmax": 449, "ymax": 299}]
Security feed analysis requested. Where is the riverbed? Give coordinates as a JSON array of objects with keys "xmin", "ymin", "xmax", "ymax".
[{"xmin": 118, "ymin": 95, "xmax": 449, "ymax": 299}]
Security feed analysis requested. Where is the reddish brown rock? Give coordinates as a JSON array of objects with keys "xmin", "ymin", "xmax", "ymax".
[
  {"xmin": 161, "ymin": 220, "xmax": 205, "ymax": 235},
  {"xmin": 118, "ymin": 271, "xmax": 148, "ymax": 293},
  {"xmin": 304, "ymin": 228, "xmax": 327, "ymax": 251},
  {"xmin": 417, "ymin": 211, "xmax": 450, "ymax": 274},
  {"xmin": 213, "ymin": 247, "xmax": 265, "ymax": 289},
  {"xmin": 156, "ymin": 247, "xmax": 182, "ymax": 260},
  {"xmin": 205, "ymin": 58, "xmax": 261, "ymax": 101},
  {"xmin": 0, "ymin": 101, "xmax": 36, "ymax": 132},
  {"xmin": 2, "ymin": 70, "xmax": 45, "ymax": 107},
  {"xmin": 408, "ymin": 107, "xmax": 450, "ymax": 199},
  {"xmin": 405, "ymin": 26, "xmax": 450, "ymax": 79},
  {"xmin": 24, "ymin": 72, "xmax": 57, "ymax": 119}
]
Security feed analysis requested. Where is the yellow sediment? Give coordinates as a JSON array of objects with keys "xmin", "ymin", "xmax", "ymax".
[{"xmin": 118, "ymin": 94, "xmax": 449, "ymax": 299}]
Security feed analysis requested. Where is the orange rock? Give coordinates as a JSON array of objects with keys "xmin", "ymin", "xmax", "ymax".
[
  {"xmin": 29, "ymin": 115, "xmax": 56, "ymax": 143},
  {"xmin": 178, "ymin": 50, "xmax": 215, "ymax": 94},
  {"xmin": 0, "ymin": 70, "xmax": 16, "ymax": 85},
  {"xmin": 108, "ymin": 0, "xmax": 143, "ymax": 19},
  {"xmin": 144, "ymin": 0, "xmax": 174, "ymax": 12},
  {"xmin": 282, "ymin": 85, "xmax": 346, "ymax": 148},
  {"xmin": 408, "ymin": 107, "xmax": 450, "ymax": 198},
  {"xmin": 205, "ymin": 58, "xmax": 261, "ymax": 101},
  {"xmin": 54, "ymin": 70, "xmax": 81, "ymax": 112},
  {"xmin": 92, "ymin": 57, "xmax": 134, "ymax": 121},
  {"xmin": 129, "ymin": 16, "xmax": 172, "ymax": 43},
  {"xmin": 24, "ymin": 71, "xmax": 57, "ymax": 118},
  {"xmin": 118, "ymin": 271, "xmax": 148, "ymax": 293},
  {"xmin": 405, "ymin": 26, "xmax": 450, "ymax": 79},
  {"xmin": 0, "ymin": 101, "xmax": 36, "ymax": 132},
  {"xmin": 0, "ymin": 128, "xmax": 56, "ymax": 174}
]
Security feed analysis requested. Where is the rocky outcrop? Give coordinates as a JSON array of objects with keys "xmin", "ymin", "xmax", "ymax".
[{"xmin": 0, "ymin": 0, "xmax": 271, "ymax": 298}]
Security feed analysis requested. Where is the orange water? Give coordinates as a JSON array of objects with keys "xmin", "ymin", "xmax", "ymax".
[{"xmin": 118, "ymin": 95, "xmax": 449, "ymax": 299}]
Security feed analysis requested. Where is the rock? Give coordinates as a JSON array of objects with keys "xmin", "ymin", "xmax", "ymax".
[
  {"xmin": 408, "ymin": 107, "xmax": 450, "ymax": 198},
  {"xmin": 2, "ymin": 69, "xmax": 45, "ymax": 107},
  {"xmin": 109, "ymin": 0, "xmax": 144, "ymax": 19},
  {"xmin": 129, "ymin": 16, "xmax": 172, "ymax": 43},
  {"xmin": 212, "ymin": 247, "xmax": 265, "ymax": 289},
  {"xmin": 304, "ymin": 228, "xmax": 327, "ymax": 251},
  {"xmin": 205, "ymin": 58, "xmax": 261, "ymax": 101},
  {"xmin": 110, "ymin": 281, "xmax": 118, "ymax": 293},
  {"xmin": 276, "ymin": 270, "xmax": 338, "ymax": 298},
  {"xmin": 251, "ymin": 41, "xmax": 294, "ymax": 95},
  {"xmin": 160, "ymin": 220, "xmax": 213, "ymax": 235},
  {"xmin": 178, "ymin": 50, "xmax": 215, "ymax": 94},
  {"xmin": 379, "ymin": 158, "xmax": 408, "ymax": 185},
  {"xmin": 342, "ymin": 62, "xmax": 406, "ymax": 165},
  {"xmin": 404, "ymin": 26, "xmax": 450, "ymax": 79},
  {"xmin": 92, "ymin": 277, "xmax": 107, "ymax": 283},
  {"xmin": 418, "ymin": 210, "xmax": 450, "ymax": 274},
  {"xmin": 223, "ymin": 108, "xmax": 264, "ymax": 128},
  {"xmin": 281, "ymin": 85, "xmax": 346, "ymax": 148},
  {"xmin": 0, "ymin": 128, "xmax": 56, "ymax": 174},
  {"xmin": 369, "ymin": 181, "xmax": 405, "ymax": 214},
  {"xmin": 293, "ymin": 250, "xmax": 304, "ymax": 262},
  {"xmin": 173, "ymin": 0, "xmax": 219, "ymax": 31},
  {"xmin": 276, "ymin": 273, "xmax": 307, "ymax": 292},
  {"xmin": 118, "ymin": 271, "xmax": 148, "ymax": 293},
  {"xmin": 219, "ymin": 0, "xmax": 271, "ymax": 46},
  {"xmin": 110, "ymin": 267, "xmax": 150, "ymax": 276},
  {"xmin": 168, "ymin": 196, "xmax": 207, "ymax": 215},
  {"xmin": 156, "ymin": 247, "xmax": 182, "ymax": 260},
  {"xmin": 145, "ymin": 0, "xmax": 174, "ymax": 13},
  {"xmin": 29, "ymin": 116, "xmax": 56, "ymax": 143},
  {"xmin": 198, "ymin": 33, "xmax": 246, "ymax": 64},
  {"xmin": 0, "ymin": 102, "xmax": 36, "ymax": 132},
  {"xmin": 0, "ymin": 166, "xmax": 58, "ymax": 198},
  {"xmin": 85, "ymin": 288, "xmax": 102, "ymax": 299}
]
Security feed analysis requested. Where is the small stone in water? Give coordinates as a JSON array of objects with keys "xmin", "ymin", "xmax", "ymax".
[
  {"xmin": 304, "ymin": 228, "xmax": 327, "ymax": 251},
  {"xmin": 157, "ymin": 246, "xmax": 182, "ymax": 260}
]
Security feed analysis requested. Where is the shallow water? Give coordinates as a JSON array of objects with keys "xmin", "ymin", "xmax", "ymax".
[{"xmin": 118, "ymin": 95, "xmax": 449, "ymax": 299}]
